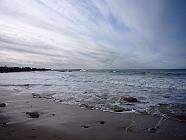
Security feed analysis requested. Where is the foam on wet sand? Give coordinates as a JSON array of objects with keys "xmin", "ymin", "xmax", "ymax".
[{"xmin": 0, "ymin": 89, "xmax": 186, "ymax": 140}]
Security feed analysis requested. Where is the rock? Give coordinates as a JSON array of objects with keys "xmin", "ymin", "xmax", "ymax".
[
  {"xmin": 120, "ymin": 96, "xmax": 138, "ymax": 102},
  {"xmin": 98, "ymin": 121, "xmax": 105, "ymax": 124},
  {"xmin": 83, "ymin": 91, "xmax": 88, "ymax": 94},
  {"xmin": 80, "ymin": 104, "xmax": 93, "ymax": 110},
  {"xmin": 50, "ymin": 113, "xmax": 55, "ymax": 116},
  {"xmin": 44, "ymin": 96, "xmax": 53, "ymax": 99},
  {"xmin": 148, "ymin": 127, "xmax": 158, "ymax": 133},
  {"xmin": 81, "ymin": 125, "xmax": 89, "ymax": 128},
  {"xmin": 113, "ymin": 108, "xmax": 124, "ymax": 112},
  {"xmin": 0, "ymin": 122, "xmax": 7, "ymax": 127},
  {"xmin": 0, "ymin": 103, "xmax": 6, "ymax": 107},
  {"xmin": 26, "ymin": 112, "xmax": 40, "ymax": 118},
  {"xmin": 32, "ymin": 93, "xmax": 42, "ymax": 98},
  {"xmin": 112, "ymin": 105, "xmax": 124, "ymax": 112},
  {"xmin": 112, "ymin": 105, "xmax": 131, "ymax": 112}
]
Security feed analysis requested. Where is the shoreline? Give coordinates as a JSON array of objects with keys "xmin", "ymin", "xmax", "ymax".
[{"xmin": 0, "ymin": 89, "xmax": 186, "ymax": 140}]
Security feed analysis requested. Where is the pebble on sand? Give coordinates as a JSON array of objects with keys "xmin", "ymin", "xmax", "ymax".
[
  {"xmin": 81, "ymin": 125, "xmax": 89, "ymax": 128},
  {"xmin": 26, "ymin": 112, "xmax": 40, "ymax": 118},
  {"xmin": 98, "ymin": 121, "xmax": 105, "ymax": 124},
  {"xmin": 0, "ymin": 103, "xmax": 6, "ymax": 107},
  {"xmin": 148, "ymin": 127, "xmax": 158, "ymax": 133},
  {"xmin": 32, "ymin": 93, "xmax": 42, "ymax": 98}
]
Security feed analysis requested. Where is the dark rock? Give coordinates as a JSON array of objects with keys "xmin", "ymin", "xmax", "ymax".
[
  {"xmin": 84, "ymin": 91, "xmax": 88, "ymax": 94},
  {"xmin": 51, "ymin": 113, "xmax": 55, "ymax": 116},
  {"xmin": 44, "ymin": 96, "xmax": 53, "ymax": 99},
  {"xmin": 120, "ymin": 96, "xmax": 138, "ymax": 102},
  {"xmin": 113, "ymin": 108, "xmax": 124, "ymax": 112},
  {"xmin": 81, "ymin": 125, "xmax": 89, "ymax": 128},
  {"xmin": 0, "ymin": 122, "xmax": 7, "ymax": 127},
  {"xmin": 98, "ymin": 121, "xmax": 105, "ymax": 124},
  {"xmin": 0, "ymin": 103, "xmax": 6, "ymax": 107},
  {"xmin": 124, "ymin": 103, "xmax": 134, "ymax": 105},
  {"xmin": 112, "ymin": 105, "xmax": 132, "ymax": 112},
  {"xmin": 80, "ymin": 104, "xmax": 93, "ymax": 110},
  {"xmin": 32, "ymin": 93, "xmax": 42, "ymax": 98},
  {"xmin": 112, "ymin": 106, "xmax": 124, "ymax": 112},
  {"xmin": 148, "ymin": 127, "xmax": 158, "ymax": 133},
  {"xmin": 26, "ymin": 112, "xmax": 40, "ymax": 118}
]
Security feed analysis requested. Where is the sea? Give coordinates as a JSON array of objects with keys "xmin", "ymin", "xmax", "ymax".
[{"xmin": 0, "ymin": 69, "xmax": 186, "ymax": 118}]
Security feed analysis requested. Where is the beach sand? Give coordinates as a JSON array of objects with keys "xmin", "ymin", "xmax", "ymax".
[{"xmin": 0, "ymin": 89, "xmax": 186, "ymax": 140}]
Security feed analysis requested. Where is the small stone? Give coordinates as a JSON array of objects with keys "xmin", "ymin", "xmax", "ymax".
[
  {"xmin": 81, "ymin": 125, "xmax": 89, "ymax": 128},
  {"xmin": 172, "ymin": 114, "xmax": 186, "ymax": 121},
  {"xmin": 112, "ymin": 106, "xmax": 124, "ymax": 112},
  {"xmin": 51, "ymin": 113, "xmax": 55, "ymax": 116},
  {"xmin": 120, "ymin": 96, "xmax": 138, "ymax": 102},
  {"xmin": 148, "ymin": 127, "xmax": 158, "ymax": 133},
  {"xmin": 83, "ymin": 91, "xmax": 88, "ymax": 94},
  {"xmin": 80, "ymin": 104, "xmax": 93, "ymax": 110},
  {"xmin": 32, "ymin": 93, "xmax": 42, "ymax": 98},
  {"xmin": 125, "ymin": 103, "xmax": 134, "ymax": 106},
  {"xmin": 26, "ymin": 112, "xmax": 40, "ymax": 118},
  {"xmin": 0, "ymin": 103, "xmax": 6, "ymax": 107},
  {"xmin": 99, "ymin": 121, "xmax": 105, "ymax": 124},
  {"xmin": 0, "ymin": 122, "xmax": 7, "ymax": 127}
]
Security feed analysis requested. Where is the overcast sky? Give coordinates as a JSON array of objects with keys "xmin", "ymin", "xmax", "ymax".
[{"xmin": 0, "ymin": 0, "xmax": 186, "ymax": 69}]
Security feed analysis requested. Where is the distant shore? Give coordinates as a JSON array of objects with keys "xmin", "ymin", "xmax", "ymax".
[
  {"xmin": 0, "ymin": 66, "xmax": 51, "ymax": 73},
  {"xmin": 0, "ymin": 66, "xmax": 84, "ymax": 73},
  {"xmin": 0, "ymin": 89, "xmax": 186, "ymax": 140}
]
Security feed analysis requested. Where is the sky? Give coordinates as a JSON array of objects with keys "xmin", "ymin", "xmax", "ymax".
[{"xmin": 0, "ymin": 0, "xmax": 186, "ymax": 69}]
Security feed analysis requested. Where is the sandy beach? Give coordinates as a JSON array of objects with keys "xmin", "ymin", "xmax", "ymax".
[{"xmin": 0, "ymin": 89, "xmax": 185, "ymax": 140}]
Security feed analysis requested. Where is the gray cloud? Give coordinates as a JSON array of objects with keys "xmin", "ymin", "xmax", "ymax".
[{"xmin": 0, "ymin": 0, "xmax": 185, "ymax": 69}]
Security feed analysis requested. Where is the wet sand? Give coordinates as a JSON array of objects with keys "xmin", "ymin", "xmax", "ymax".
[{"xmin": 0, "ymin": 89, "xmax": 186, "ymax": 140}]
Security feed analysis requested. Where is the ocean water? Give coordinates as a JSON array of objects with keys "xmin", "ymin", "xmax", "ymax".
[{"xmin": 0, "ymin": 69, "xmax": 186, "ymax": 117}]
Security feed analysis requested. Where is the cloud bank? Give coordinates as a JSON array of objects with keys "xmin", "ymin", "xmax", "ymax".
[{"xmin": 0, "ymin": 0, "xmax": 185, "ymax": 69}]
